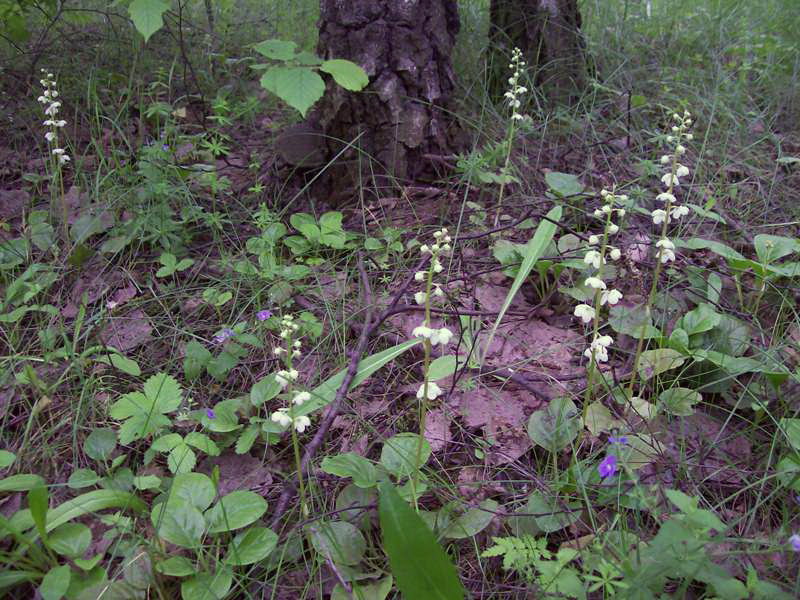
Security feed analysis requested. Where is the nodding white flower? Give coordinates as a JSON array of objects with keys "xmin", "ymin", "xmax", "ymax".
[
  {"xmin": 432, "ymin": 259, "xmax": 443, "ymax": 273},
  {"xmin": 656, "ymin": 192, "xmax": 676, "ymax": 203},
  {"xmin": 608, "ymin": 247, "xmax": 621, "ymax": 261},
  {"xmin": 685, "ymin": 133, "xmax": 694, "ymax": 141},
  {"xmin": 584, "ymin": 343, "xmax": 609, "ymax": 363},
  {"xmin": 600, "ymin": 205, "xmax": 612, "ymax": 214},
  {"xmin": 596, "ymin": 335, "xmax": 613, "ymax": 347},
  {"xmin": 292, "ymin": 349, "xmax": 301, "ymax": 358},
  {"xmin": 432, "ymin": 285, "xmax": 444, "ymax": 298},
  {"xmin": 675, "ymin": 165, "xmax": 690, "ymax": 178},
  {"xmin": 606, "ymin": 223, "xmax": 619, "ymax": 235},
  {"xmin": 44, "ymin": 102, "xmax": 61, "ymax": 116},
  {"xmin": 656, "ymin": 239, "xmax": 676, "ymax": 263},
  {"xmin": 593, "ymin": 209, "xmax": 605, "ymax": 218},
  {"xmin": 601, "ymin": 289, "xmax": 623, "ymax": 306},
  {"xmin": 45, "ymin": 131, "xmax": 55, "ymax": 142},
  {"xmin": 660, "ymin": 248, "xmax": 676, "ymax": 263},
  {"xmin": 676, "ymin": 144, "xmax": 686, "ymax": 155},
  {"xmin": 616, "ymin": 194, "xmax": 628, "ymax": 202},
  {"xmin": 52, "ymin": 148, "xmax": 65, "ymax": 156},
  {"xmin": 293, "ymin": 415, "xmax": 311, "ymax": 433},
  {"xmin": 430, "ymin": 327, "xmax": 454, "ymax": 346},
  {"xmin": 37, "ymin": 95, "xmax": 48, "ymax": 104},
  {"xmin": 271, "ymin": 409, "xmax": 292, "ymax": 428},
  {"xmin": 431, "ymin": 243, "xmax": 440, "ymax": 252},
  {"xmin": 670, "ymin": 205, "xmax": 689, "ymax": 219},
  {"xmin": 414, "ymin": 271, "xmax": 426, "ymax": 282},
  {"xmin": 671, "ymin": 126, "xmax": 679, "ymax": 133},
  {"xmin": 656, "ymin": 238, "xmax": 675, "ymax": 251},
  {"xmin": 273, "ymin": 347, "xmax": 286, "ymax": 356},
  {"xmin": 511, "ymin": 113, "xmax": 525, "ymax": 121},
  {"xmin": 584, "ymin": 250, "xmax": 604, "ymax": 269},
  {"xmin": 292, "ymin": 391, "xmax": 311, "ymax": 405},
  {"xmin": 54, "ymin": 120, "xmax": 66, "ymax": 128},
  {"xmin": 414, "ymin": 291, "xmax": 427, "ymax": 305},
  {"xmin": 651, "ymin": 209, "xmax": 667, "ymax": 225},
  {"xmin": 588, "ymin": 234, "xmax": 601, "ymax": 245},
  {"xmin": 661, "ymin": 173, "xmax": 679, "ymax": 187},
  {"xmin": 412, "ymin": 325, "xmax": 433, "ymax": 339},
  {"xmin": 660, "ymin": 155, "xmax": 671, "ymax": 165},
  {"xmin": 293, "ymin": 340, "xmax": 301, "ymax": 348},
  {"xmin": 585, "ymin": 277, "xmax": 607, "ymax": 290},
  {"xmin": 574, "ymin": 304, "xmax": 595, "ymax": 324},
  {"xmin": 666, "ymin": 135, "xmax": 675, "ymax": 143},
  {"xmin": 58, "ymin": 154, "xmax": 70, "ymax": 164},
  {"xmin": 600, "ymin": 189, "xmax": 610, "ymax": 198},
  {"xmin": 417, "ymin": 381, "xmax": 443, "ymax": 400},
  {"xmin": 616, "ymin": 208, "xmax": 626, "ymax": 217}
]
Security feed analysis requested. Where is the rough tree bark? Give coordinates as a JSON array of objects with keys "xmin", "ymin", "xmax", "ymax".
[
  {"xmin": 489, "ymin": 0, "xmax": 585, "ymax": 102},
  {"xmin": 314, "ymin": 0, "xmax": 463, "ymax": 201}
]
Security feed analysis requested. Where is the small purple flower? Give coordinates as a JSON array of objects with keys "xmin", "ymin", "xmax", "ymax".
[
  {"xmin": 214, "ymin": 328, "xmax": 235, "ymax": 344},
  {"xmin": 608, "ymin": 435, "xmax": 629, "ymax": 445},
  {"xmin": 161, "ymin": 144, "xmax": 170, "ymax": 152},
  {"xmin": 598, "ymin": 455, "xmax": 618, "ymax": 479},
  {"xmin": 206, "ymin": 408, "xmax": 216, "ymax": 420},
  {"xmin": 256, "ymin": 309, "xmax": 272, "ymax": 322},
  {"xmin": 790, "ymin": 534, "xmax": 800, "ymax": 552}
]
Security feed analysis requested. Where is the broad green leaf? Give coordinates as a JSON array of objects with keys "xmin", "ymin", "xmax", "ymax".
[
  {"xmin": 40, "ymin": 565, "xmax": 71, "ymax": 600},
  {"xmin": 133, "ymin": 475, "xmax": 161, "ymax": 491},
  {"xmin": 332, "ymin": 577, "xmax": 393, "ymax": 600},
  {"xmin": 380, "ymin": 433, "xmax": 430, "ymax": 479},
  {"xmin": 296, "ymin": 339, "xmax": 421, "ymax": 417},
  {"xmin": 250, "ymin": 374, "xmax": 281, "ymax": 406},
  {"xmin": 93, "ymin": 351, "xmax": 141, "ymax": 376},
  {"xmin": 754, "ymin": 234, "xmax": 799, "ymax": 264},
  {"xmin": 322, "ymin": 453, "xmax": 377, "ymax": 488},
  {"xmin": 0, "ymin": 450, "xmax": 15, "ymax": 469},
  {"xmin": 151, "ymin": 501, "xmax": 206, "ymax": 548},
  {"xmin": 309, "ymin": 520, "xmax": 366, "ymax": 566},
  {"xmin": 183, "ymin": 340, "xmax": 211, "ymax": 381},
  {"xmin": 184, "ymin": 432, "xmax": 220, "ymax": 456},
  {"xmin": 638, "ymin": 348, "xmax": 686, "ymax": 381},
  {"xmin": 320, "ymin": 59, "xmax": 369, "ymax": 91},
  {"xmin": 441, "ymin": 499, "xmax": 498, "ymax": 539},
  {"xmin": 205, "ymin": 490, "xmax": 268, "ymax": 533},
  {"xmin": 526, "ymin": 490, "xmax": 582, "ymax": 533},
  {"xmin": 29, "ymin": 486, "xmax": 49, "ymax": 541},
  {"xmin": 583, "ymin": 401, "xmax": 621, "ymax": 436},
  {"xmin": 156, "ymin": 556, "xmax": 195, "ymax": 577},
  {"xmin": 545, "ymin": 172, "xmax": 584, "ymax": 197},
  {"xmin": 167, "ymin": 444, "xmax": 196, "ymax": 474},
  {"xmin": 128, "ymin": 0, "xmax": 168, "ymax": 42},
  {"xmin": 109, "ymin": 373, "xmax": 182, "ymax": 444},
  {"xmin": 378, "ymin": 482, "xmax": 465, "ymax": 599},
  {"xmin": 165, "ymin": 473, "xmax": 216, "ymax": 511},
  {"xmin": 253, "ymin": 39, "xmax": 297, "ymax": 60},
  {"xmin": 482, "ymin": 206, "xmax": 562, "ymax": 361},
  {"xmin": 680, "ymin": 238, "xmax": 745, "ymax": 261},
  {"xmin": 84, "ymin": 428, "xmax": 117, "ymax": 462},
  {"xmin": 260, "ymin": 66, "xmax": 326, "ymax": 117},
  {"xmin": 48, "ymin": 522, "xmax": 91, "ymax": 558},
  {"xmin": 677, "ymin": 303, "xmax": 721, "ymax": 336},
  {"xmin": 67, "ymin": 469, "xmax": 100, "ymax": 489},
  {"xmin": 235, "ymin": 424, "xmax": 259, "ymax": 455},
  {"xmin": 527, "ymin": 397, "xmax": 580, "ymax": 452},
  {"xmin": 336, "ymin": 484, "xmax": 377, "ymax": 527},
  {"xmin": 46, "ymin": 490, "xmax": 145, "ymax": 532},
  {"xmin": 225, "ymin": 526, "xmax": 278, "ymax": 566},
  {"xmin": 180, "ymin": 567, "xmax": 233, "ymax": 600},
  {"xmin": 608, "ymin": 304, "xmax": 660, "ymax": 339},
  {"xmin": 0, "ymin": 474, "xmax": 44, "ymax": 492},
  {"xmin": 427, "ymin": 354, "xmax": 460, "ymax": 381},
  {"xmin": 659, "ymin": 387, "xmax": 702, "ymax": 416},
  {"xmin": 151, "ymin": 433, "xmax": 183, "ymax": 452}
]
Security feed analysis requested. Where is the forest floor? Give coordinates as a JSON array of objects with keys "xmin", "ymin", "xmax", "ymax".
[{"xmin": 2, "ymin": 1, "xmax": 800, "ymax": 599}]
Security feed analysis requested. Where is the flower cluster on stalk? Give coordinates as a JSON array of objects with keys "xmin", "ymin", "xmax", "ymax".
[
  {"xmin": 504, "ymin": 47, "xmax": 528, "ymax": 121},
  {"xmin": 38, "ymin": 70, "xmax": 69, "ymax": 165},
  {"xmin": 574, "ymin": 189, "xmax": 626, "ymax": 365},
  {"xmin": 270, "ymin": 314, "xmax": 311, "ymax": 433},
  {"xmin": 652, "ymin": 111, "xmax": 693, "ymax": 263},
  {"xmin": 411, "ymin": 228, "xmax": 454, "ymax": 401}
]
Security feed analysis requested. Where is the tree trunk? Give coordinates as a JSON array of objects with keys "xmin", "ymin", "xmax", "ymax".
[
  {"xmin": 489, "ymin": 0, "xmax": 585, "ymax": 103},
  {"xmin": 315, "ymin": 0, "xmax": 463, "ymax": 202}
]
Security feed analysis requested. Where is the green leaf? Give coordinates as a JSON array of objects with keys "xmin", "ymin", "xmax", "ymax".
[
  {"xmin": 427, "ymin": 354, "xmax": 461, "ymax": 381},
  {"xmin": 441, "ymin": 499, "xmax": 498, "ymax": 539},
  {"xmin": 582, "ymin": 401, "xmax": 621, "ymax": 436},
  {"xmin": 40, "ymin": 565, "xmax": 71, "ymax": 600},
  {"xmin": 0, "ymin": 450, "xmax": 16, "ymax": 469},
  {"xmin": 526, "ymin": 491, "xmax": 582, "ymax": 533},
  {"xmin": 180, "ymin": 568, "xmax": 233, "ymax": 600},
  {"xmin": 128, "ymin": 0, "xmax": 168, "ymax": 42},
  {"xmin": 659, "ymin": 387, "xmax": 702, "ymax": 416},
  {"xmin": 84, "ymin": 428, "xmax": 117, "ymax": 462},
  {"xmin": 253, "ymin": 39, "xmax": 297, "ymax": 61},
  {"xmin": 608, "ymin": 304, "xmax": 660, "ymax": 339},
  {"xmin": 638, "ymin": 348, "xmax": 686, "ymax": 381},
  {"xmin": 320, "ymin": 59, "xmax": 369, "ymax": 91},
  {"xmin": 545, "ymin": 172, "xmax": 584, "ymax": 197},
  {"xmin": 680, "ymin": 238, "xmax": 745, "ymax": 261},
  {"xmin": 677, "ymin": 303, "xmax": 721, "ymax": 336},
  {"xmin": 321, "ymin": 453, "xmax": 377, "ymax": 488},
  {"xmin": 165, "ymin": 473, "xmax": 216, "ymax": 511},
  {"xmin": 332, "ymin": 577, "xmax": 393, "ymax": 600},
  {"xmin": 151, "ymin": 501, "xmax": 206, "ymax": 548},
  {"xmin": 46, "ymin": 490, "xmax": 145, "ymax": 532},
  {"xmin": 380, "ymin": 433, "xmax": 430, "ymax": 479},
  {"xmin": 235, "ymin": 424, "xmax": 260, "ymax": 455},
  {"xmin": 225, "ymin": 526, "xmax": 278, "ymax": 565},
  {"xmin": 482, "ymin": 206, "xmax": 562, "ymax": 360},
  {"xmin": 48, "ymin": 522, "xmax": 91, "ymax": 558},
  {"xmin": 133, "ymin": 475, "xmax": 161, "ymax": 490},
  {"xmin": 29, "ymin": 486, "xmax": 49, "ymax": 542},
  {"xmin": 109, "ymin": 373, "xmax": 182, "ymax": 444},
  {"xmin": 156, "ymin": 556, "xmax": 195, "ymax": 577},
  {"xmin": 184, "ymin": 432, "xmax": 220, "ymax": 456},
  {"xmin": 151, "ymin": 433, "xmax": 183, "ymax": 452},
  {"xmin": 260, "ymin": 66, "xmax": 326, "ymax": 117},
  {"xmin": 754, "ymin": 234, "xmax": 799, "ymax": 264},
  {"xmin": 67, "ymin": 469, "xmax": 100, "ymax": 489},
  {"xmin": 0, "ymin": 474, "xmax": 44, "ymax": 492},
  {"xmin": 309, "ymin": 520, "xmax": 367, "ymax": 566},
  {"xmin": 378, "ymin": 482, "xmax": 465, "ymax": 599},
  {"xmin": 205, "ymin": 490, "xmax": 268, "ymax": 533},
  {"xmin": 250, "ymin": 374, "xmax": 282, "ymax": 406},
  {"xmin": 93, "ymin": 351, "xmax": 141, "ymax": 376},
  {"xmin": 183, "ymin": 340, "xmax": 211, "ymax": 381},
  {"xmin": 167, "ymin": 444, "xmax": 196, "ymax": 474},
  {"xmin": 527, "ymin": 397, "xmax": 580, "ymax": 452}
]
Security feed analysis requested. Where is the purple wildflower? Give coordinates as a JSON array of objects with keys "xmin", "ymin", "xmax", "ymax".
[
  {"xmin": 161, "ymin": 144, "xmax": 170, "ymax": 152},
  {"xmin": 598, "ymin": 455, "xmax": 618, "ymax": 479},
  {"xmin": 214, "ymin": 328, "xmax": 235, "ymax": 344},
  {"xmin": 790, "ymin": 534, "xmax": 800, "ymax": 552},
  {"xmin": 608, "ymin": 435, "xmax": 629, "ymax": 445},
  {"xmin": 206, "ymin": 408, "xmax": 216, "ymax": 420},
  {"xmin": 256, "ymin": 309, "xmax": 272, "ymax": 322}
]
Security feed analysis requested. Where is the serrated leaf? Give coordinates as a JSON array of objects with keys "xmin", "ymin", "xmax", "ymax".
[
  {"xmin": 235, "ymin": 424, "xmax": 259, "ymax": 455},
  {"xmin": 184, "ymin": 432, "xmax": 220, "ymax": 456},
  {"xmin": 128, "ymin": 0, "xmax": 168, "ymax": 42},
  {"xmin": 378, "ymin": 482, "xmax": 465, "ymax": 599},
  {"xmin": 167, "ymin": 444, "xmax": 196, "ymax": 474},
  {"xmin": 260, "ymin": 66, "xmax": 325, "ymax": 117},
  {"xmin": 320, "ymin": 59, "xmax": 369, "ymax": 91}
]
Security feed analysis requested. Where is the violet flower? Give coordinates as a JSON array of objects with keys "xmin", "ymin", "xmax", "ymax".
[{"xmin": 598, "ymin": 455, "xmax": 618, "ymax": 479}]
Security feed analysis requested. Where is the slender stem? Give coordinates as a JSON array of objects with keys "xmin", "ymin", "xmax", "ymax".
[{"xmin": 493, "ymin": 120, "xmax": 517, "ymax": 227}]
